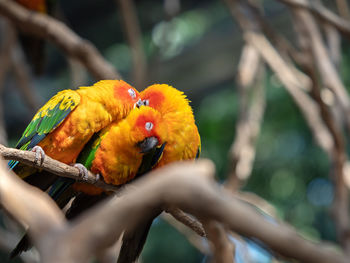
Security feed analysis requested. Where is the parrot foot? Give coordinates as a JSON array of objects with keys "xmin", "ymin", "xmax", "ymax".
[
  {"xmin": 31, "ymin": 146, "xmax": 45, "ymax": 166},
  {"xmin": 73, "ymin": 163, "xmax": 89, "ymax": 180}
]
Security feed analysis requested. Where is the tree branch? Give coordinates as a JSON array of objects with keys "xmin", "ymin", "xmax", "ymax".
[
  {"xmin": 0, "ymin": 143, "xmax": 204, "ymax": 239},
  {"xmin": 204, "ymin": 221, "xmax": 235, "ymax": 263},
  {"xmin": 277, "ymin": 0, "xmax": 350, "ymax": 39},
  {"xmin": 1, "ymin": 159, "xmax": 348, "ymax": 263},
  {"xmin": 0, "ymin": 144, "xmax": 118, "ymax": 191},
  {"xmin": 0, "ymin": 0, "xmax": 121, "ymax": 80},
  {"xmin": 164, "ymin": 206, "xmax": 205, "ymax": 237},
  {"xmin": 226, "ymin": 44, "xmax": 265, "ymax": 190}
]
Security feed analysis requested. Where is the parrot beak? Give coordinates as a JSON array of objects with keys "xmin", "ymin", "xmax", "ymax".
[{"xmin": 138, "ymin": 136, "xmax": 159, "ymax": 153}]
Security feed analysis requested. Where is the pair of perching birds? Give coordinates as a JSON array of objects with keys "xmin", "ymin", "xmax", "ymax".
[{"xmin": 8, "ymin": 80, "xmax": 201, "ymax": 261}]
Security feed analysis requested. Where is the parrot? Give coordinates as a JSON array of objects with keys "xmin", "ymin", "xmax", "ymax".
[
  {"xmin": 14, "ymin": 0, "xmax": 55, "ymax": 74},
  {"xmin": 10, "ymin": 105, "xmax": 168, "ymax": 257},
  {"xmin": 140, "ymin": 83, "xmax": 201, "ymax": 166},
  {"xmin": 118, "ymin": 83, "xmax": 201, "ymax": 263},
  {"xmin": 9, "ymin": 79, "xmax": 141, "ymax": 190}
]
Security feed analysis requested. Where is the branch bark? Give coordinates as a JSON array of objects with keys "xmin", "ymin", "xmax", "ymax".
[{"xmin": 1, "ymin": 159, "xmax": 348, "ymax": 263}]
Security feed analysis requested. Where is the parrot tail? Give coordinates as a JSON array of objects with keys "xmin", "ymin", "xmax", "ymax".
[{"xmin": 117, "ymin": 208, "xmax": 162, "ymax": 263}]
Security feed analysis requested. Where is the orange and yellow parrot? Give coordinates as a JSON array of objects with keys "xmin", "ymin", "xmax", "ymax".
[
  {"xmin": 118, "ymin": 84, "xmax": 201, "ymax": 263},
  {"xmin": 140, "ymin": 84, "xmax": 201, "ymax": 166},
  {"xmin": 9, "ymin": 80, "xmax": 140, "ymax": 186},
  {"xmin": 11, "ymin": 106, "xmax": 167, "ymax": 257}
]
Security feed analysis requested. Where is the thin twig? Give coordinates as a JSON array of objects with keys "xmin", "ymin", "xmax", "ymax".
[
  {"xmin": 226, "ymin": 44, "xmax": 265, "ymax": 190},
  {"xmin": 164, "ymin": 206, "xmax": 206, "ymax": 237}
]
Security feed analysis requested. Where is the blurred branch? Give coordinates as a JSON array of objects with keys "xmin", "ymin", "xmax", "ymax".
[
  {"xmin": 2, "ymin": 159, "xmax": 348, "ymax": 263},
  {"xmin": 224, "ymin": 0, "xmax": 333, "ymax": 155},
  {"xmin": 67, "ymin": 58, "xmax": 87, "ymax": 88},
  {"xmin": 161, "ymin": 212, "xmax": 210, "ymax": 255},
  {"xmin": 295, "ymin": 9, "xmax": 350, "ymax": 131},
  {"xmin": 11, "ymin": 40, "xmax": 41, "ymax": 114},
  {"xmin": 0, "ymin": 160, "xmax": 66, "ymax": 239},
  {"xmin": 290, "ymin": 7, "xmax": 350, "ymax": 255},
  {"xmin": 117, "ymin": 0, "xmax": 147, "ymax": 90},
  {"xmin": 226, "ymin": 44, "xmax": 265, "ymax": 190},
  {"xmin": 164, "ymin": 206, "xmax": 206, "ymax": 237},
  {"xmin": 0, "ymin": 19, "xmax": 40, "ymax": 117},
  {"xmin": 204, "ymin": 221, "xmax": 235, "ymax": 263},
  {"xmin": 324, "ymin": 23, "xmax": 341, "ymax": 70},
  {"xmin": 335, "ymin": 0, "xmax": 350, "ymax": 19},
  {"xmin": 0, "ymin": 0, "xmax": 121, "ymax": 80},
  {"xmin": 277, "ymin": 0, "xmax": 350, "ymax": 39},
  {"xmin": 233, "ymin": 191, "xmax": 278, "ymax": 218}
]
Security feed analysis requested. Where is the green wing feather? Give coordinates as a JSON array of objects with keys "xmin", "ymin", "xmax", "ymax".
[
  {"xmin": 16, "ymin": 90, "xmax": 80, "ymax": 150},
  {"xmin": 76, "ymin": 130, "xmax": 105, "ymax": 169},
  {"xmin": 9, "ymin": 90, "xmax": 80, "ymax": 170}
]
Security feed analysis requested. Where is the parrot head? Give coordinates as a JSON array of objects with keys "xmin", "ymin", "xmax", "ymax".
[
  {"xmin": 111, "ymin": 80, "xmax": 141, "ymax": 107},
  {"xmin": 139, "ymin": 84, "xmax": 190, "ymax": 115},
  {"xmin": 127, "ymin": 106, "xmax": 168, "ymax": 153}
]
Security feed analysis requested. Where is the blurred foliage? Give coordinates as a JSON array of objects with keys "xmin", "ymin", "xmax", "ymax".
[{"xmin": 2, "ymin": 0, "xmax": 350, "ymax": 262}]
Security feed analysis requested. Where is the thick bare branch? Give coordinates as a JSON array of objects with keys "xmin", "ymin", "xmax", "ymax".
[
  {"xmin": 0, "ymin": 0, "xmax": 121, "ymax": 80},
  {"xmin": 0, "ymin": 160, "xmax": 65, "ymax": 238},
  {"xmin": 40, "ymin": 160, "xmax": 348, "ymax": 263}
]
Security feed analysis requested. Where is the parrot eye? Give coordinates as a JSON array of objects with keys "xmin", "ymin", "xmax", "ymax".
[
  {"xmin": 144, "ymin": 99, "xmax": 150, "ymax": 106},
  {"xmin": 145, "ymin": 122, "xmax": 153, "ymax": 131},
  {"xmin": 128, "ymin": 88, "xmax": 136, "ymax": 99}
]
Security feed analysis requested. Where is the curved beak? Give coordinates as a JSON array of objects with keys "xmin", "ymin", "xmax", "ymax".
[{"xmin": 138, "ymin": 136, "xmax": 159, "ymax": 153}]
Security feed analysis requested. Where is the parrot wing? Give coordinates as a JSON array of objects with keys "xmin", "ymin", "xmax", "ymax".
[{"xmin": 9, "ymin": 90, "xmax": 80, "ymax": 169}]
